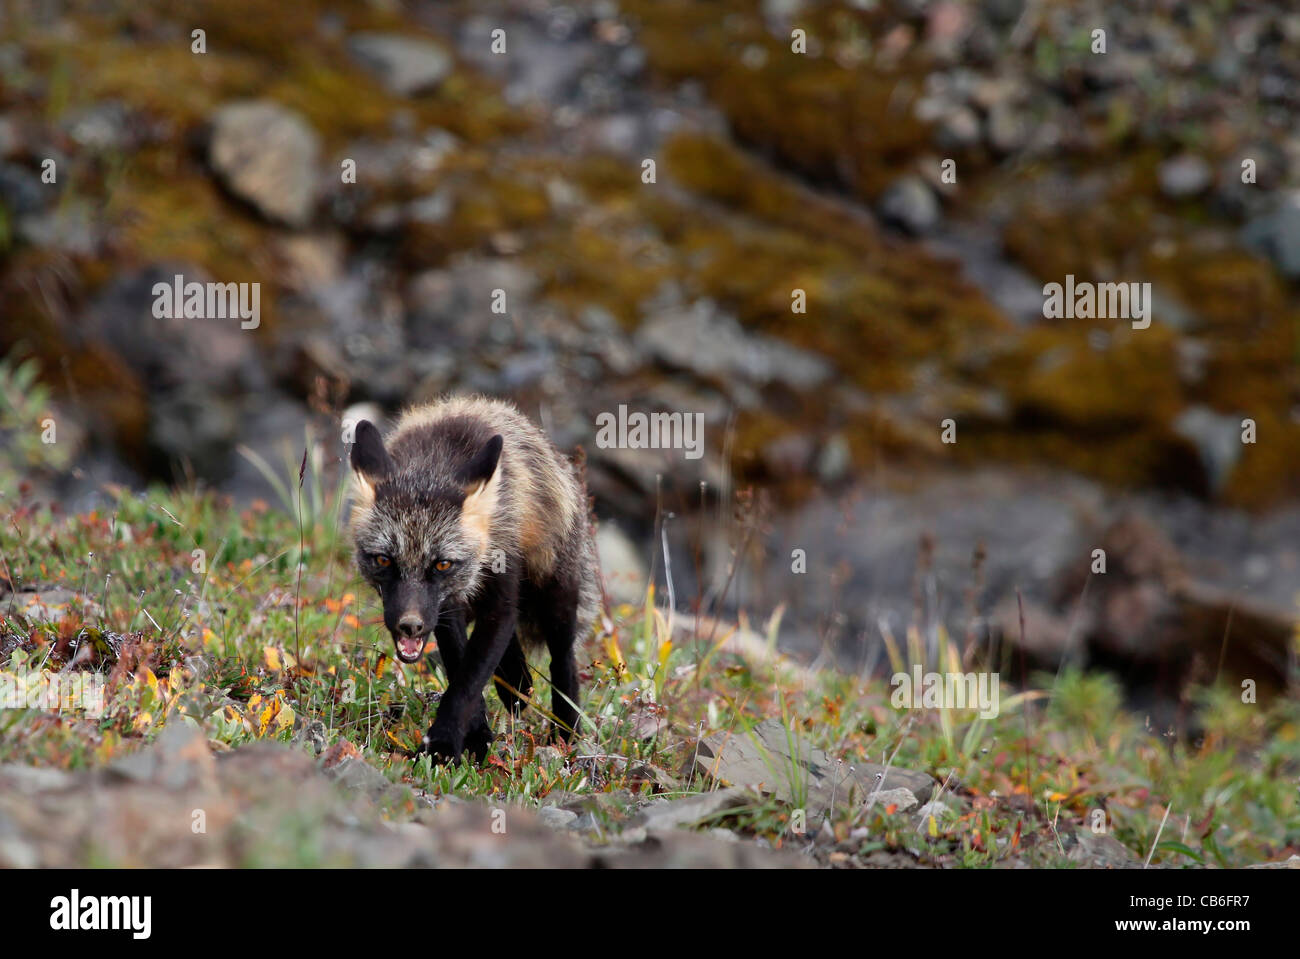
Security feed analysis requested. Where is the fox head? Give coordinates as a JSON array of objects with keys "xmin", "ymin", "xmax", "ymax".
[{"xmin": 348, "ymin": 420, "xmax": 503, "ymax": 663}]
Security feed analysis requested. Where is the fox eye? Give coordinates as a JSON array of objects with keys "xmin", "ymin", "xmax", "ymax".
[
  {"xmin": 373, "ymin": 554, "xmax": 392, "ymax": 569},
  {"xmin": 434, "ymin": 559, "xmax": 453, "ymax": 572}
]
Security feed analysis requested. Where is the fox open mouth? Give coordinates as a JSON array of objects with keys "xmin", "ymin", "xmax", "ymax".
[{"xmin": 394, "ymin": 635, "xmax": 427, "ymax": 663}]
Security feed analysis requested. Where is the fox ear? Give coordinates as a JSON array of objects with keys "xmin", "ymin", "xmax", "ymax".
[
  {"xmin": 350, "ymin": 421, "xmax": 395, "ymax": 499},
  {"xmin": 459, "ymin": 434, "xmax": 502, "ymax": 498}
]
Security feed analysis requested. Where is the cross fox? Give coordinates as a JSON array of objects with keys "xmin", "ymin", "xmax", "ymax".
[{"xmin": 348, "ymin": 396, "xmax": 601, "ymax": 763}]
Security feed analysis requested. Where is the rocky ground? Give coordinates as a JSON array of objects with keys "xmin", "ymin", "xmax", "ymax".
[{"xmin": 0, "ymin": 704, "xmax": 1135, "ymax": 868}]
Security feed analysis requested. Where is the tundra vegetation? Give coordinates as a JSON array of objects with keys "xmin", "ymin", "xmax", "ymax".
[{"xmin": 0, "ymin": 457, "xmax": 1295, "ymax": 867}]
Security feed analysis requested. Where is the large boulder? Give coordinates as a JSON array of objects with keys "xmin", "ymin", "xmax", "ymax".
[{"xmin": 208, "ymin": 100, "xmax": 320, "ymax": 227}]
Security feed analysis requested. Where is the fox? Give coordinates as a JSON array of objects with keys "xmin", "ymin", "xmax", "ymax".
[{"xmin": 347, "ymin": 396, "xmax": 601, "ymax": 763}]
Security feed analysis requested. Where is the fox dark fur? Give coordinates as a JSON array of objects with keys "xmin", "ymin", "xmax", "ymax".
[{"xmin": 348, "ymin": 396, "xmax": 600, "ymax": 763}]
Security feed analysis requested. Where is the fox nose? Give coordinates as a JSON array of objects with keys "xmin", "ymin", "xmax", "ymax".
[{"xmin": 396, "ymin": 614, "xmax": 425, "ymax": 637}]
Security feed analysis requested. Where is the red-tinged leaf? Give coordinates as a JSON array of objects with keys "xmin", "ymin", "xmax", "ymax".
[
  {"xmin": 1194, "ymin": 806, "xmax": 1217, "ymax": 838},
  {"xmin": 1010, "ymin": 819, "xmax": 1023, "ymax": 851}
]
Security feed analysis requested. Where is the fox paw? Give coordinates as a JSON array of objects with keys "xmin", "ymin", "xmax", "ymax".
[{"xmin": 422, "ymin": 715, "xmax": 493, "ymax": 765}]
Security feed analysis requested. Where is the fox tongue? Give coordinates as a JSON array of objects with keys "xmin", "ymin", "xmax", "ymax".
[{"xmin": 398, "ymin": 637, "xmax": 424, "ymax": 660}]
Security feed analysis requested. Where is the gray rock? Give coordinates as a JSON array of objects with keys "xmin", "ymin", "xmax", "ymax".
[
  {"xmin": 0, "ymin": 160, "xmax": 52, "ymax": 216},
  {"xmin": 61, "ymin": 100, "xmax": 134, "ymax": 153},
  {"xmin": 108, "ymin": 720, "xmax": 216, "ymax": 791},
  {"xmin": 681, "ymin": 719, "xmax": 934, "ymax": 812},
  {"xmin": 878, "ymin": 175, "xmax": 941, "ymax": 235},
  {"xmin": 1149, "ymin": 288, "xmax": 1198, "ymax": 332},
  {"xmin": 7, "ymin": 586, "xmax": 102, "ymax": 622},
  {"xmin": 208, "ymin": 100, "xmax": 320, "ymax": 227},
  {"xmin": 1247, "ymin": 854, "xmax": 1300, "ymax": 869},
  {"xmin": 348, "ymin": 33, "xmax": 453, "ymax": 96},
  {"xmin": 595, "ymin": 521, "xmax": 647, "ymax": 606},
  {"xmin": 985, "ymin": 102, "xmax": 1027, "ymax": 154},
  {"xmin": 0, "ymin": 115, "xmax": 20, "ymax": 158},
  {"xmin": 762, "ymin": 432, "xmax": 815, "ymax": 476},
  {"xmin": 76, "ymin": 263, "xmax": 263, "ymax": 475},
  {"xmin": 933, "ymin": 105, "xmax": 982, "ymax": 150},
  {"xmin": 0, "ymin": 764, "xmax": 75, "ymax": 795},
  {"xmin": 1242, "ymin": 191, "xmax": 1300, "ymax": 278},
  {"xmin": 635, "ymin": 787, "xmax": 754, "ymax": 833},
  {"xmin": 323, "ymin": 755, "xmax": 394, "ymax": 798},
  {"xmin": 407, "ymin": 257, "xmax": 540, "ymax": 352},
  {"xmin": 915, "ymin": 797, "xmax": 956, "ymax": 818},
  {"xmin": 150, "ymin": 382, "xmax": 243, "ymax": 479},
  {"xmin": 1158, "ymin": 154, "xmax": 1213, "ymax": 198},
  {"xmin": 533, "ymin": 746, "xmax": 565, "ymax": 768},
  {"xmin": 537, "ymin": 806, "xmax": 579, "ymax": 829},
  {"xmin": 873, "ymin": 787, "xmax": 921, "ymax": 812},
  {"xmin": 1068, "ymin": 828, "xmax": 1140, "ymax": 868},
  {"xmin": 814, "ymin": 433, "xmax": 853, "ymax": 485},
  {"xmin": 1172, "ymin": 405, "xmax": 1243, "ymax": 494},
  {"xmin": 983, "ymin": 0, "xmax": 1026, "ymax": 27},
  {"xmin": 0, "ymin": 813, "xmax": 38, "ymax": 868},
  {"xmin": 636, "ymin": 300, "xmax": 831, "ymax": 391},
  {"xmin": 17, "ymin": 200, "xmax": 102, "ymax": 255}
]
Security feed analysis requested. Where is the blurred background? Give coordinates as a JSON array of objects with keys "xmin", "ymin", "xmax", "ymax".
[{"xmin": 1, "ymin": 0, "xmax": 1297, "ymax": 723}]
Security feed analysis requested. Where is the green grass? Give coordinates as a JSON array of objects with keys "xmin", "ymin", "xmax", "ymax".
[{"xmin": 0, "ymin": 462, "xmax": 1297, "ymax": 868}]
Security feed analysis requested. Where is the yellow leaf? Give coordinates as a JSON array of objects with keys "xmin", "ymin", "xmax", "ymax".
[
  {"xmin": 604, "ymin": 634, "xmax": 625, "ymax": 672},
  {"xmin": 258, "ymin": 705, "xmax": 273, "ymax": 736},
  {"xmin": 927, "ymin": 815, "xmax": 938, "ymax": 838},
  {"xmin": 658, "ymin": 639, "xmax": 673, "ymax": 670},
  {"xmin": 264, "ymin": 647, "xmax": 282, "ymax": 671},
  {"xmin": 144, "ymin": 669, "xmax": 159, "ymax": 696},
  {"xmin": 275, "ymin": 701, "xmax": 295, "ymax": 731}
]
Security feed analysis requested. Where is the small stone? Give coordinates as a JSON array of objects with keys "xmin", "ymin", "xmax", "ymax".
[
  {"xmin": 815, "ymin": 433, "xmax": 853, "ymax": 485},
  {"xmin": 878, "ymin": 175, "xmax": 940, "ymax": 235},
  {"xmin": 869, "ymin": 787, "xmax": 921, "ymax": 812},
  {"xmin": 537, "ymin": 806, "xmax": 579, "ymax": 829},
  {"xmin": 1158, "ymin": 154, "xmax": 1213, "ymax": 198},
  {"xmin": 533, "ymin": 746, "xmax": 565, "ymax": 767},
  {"xmin": 1172, "ymin": 406, "xmax": 1243, "ymax": 494},
  {"xmin": 933, "ymin": 105, "xmax": 982, "ymax": 150},
  {"xmin": 348, "ymin": 33, "xmax": 453, "ymax": 96},
  {"xmin": 986, "ymin": 103, "xmax": 1027, "ymax": 154},
  {"xmin": 595, "ymin": 522, "xmax": 648, "ymax": 607},
  {"xmin": 1247, "ymin": 854, "xmax": 1300, "ymax": 869},
  {"xmin": 1242, "ymin": 191, "xmax": 1300, "ymax": 279}
]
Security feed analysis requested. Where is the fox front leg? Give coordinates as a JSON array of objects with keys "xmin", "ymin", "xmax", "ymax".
[
  {"xmin": 424, "ymin": 608, "xmax": 494, "ymax": 764},
  {"xmin": 423, "ymin": 572, "xmax": 520, "ymax": 764}
]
